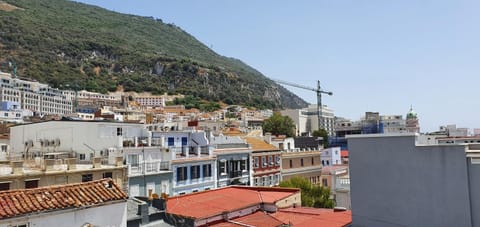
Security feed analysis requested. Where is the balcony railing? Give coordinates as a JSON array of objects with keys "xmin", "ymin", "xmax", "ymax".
[
  {"xmin": 128, "ymin": 160, "xmax": 171, "ymax": 175},
  {"xmin": 335, "ymin": 178, "xmax": 350, "ymax": 190},
  {"xmin": 169, "ymin": 146, "xmax": 213, "ymax": 159},
  {"xmin": 228, "ymin": 170, "xmax": 246, "ymax": 178}
]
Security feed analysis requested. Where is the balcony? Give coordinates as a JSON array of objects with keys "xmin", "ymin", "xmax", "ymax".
[
  {"xmin": 170, "ymin": 146, "xmax": 213, "ymax": 159},
  {"xmin": 128, "ymin": 160, "xmax": 171, "ymax": 176},
  {"xmin": 228, "ymin": 170, "xmax": 244, "ymax": 178},
  {"xmin": 335, "ymin": 178, "xmax": 350, "ymax": 190}
]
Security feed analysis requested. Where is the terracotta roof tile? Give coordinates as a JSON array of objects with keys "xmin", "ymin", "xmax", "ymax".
[
  {"xmin": 0, "ymin": 179, "xmax": 127, "ymax": 219},
  {"xmin": 271, "ymin": 207, "xmax": 352, "ymax": 227},
  {"xmin": 244, "ymin": 137, "xmax": 279, "ymax": 151},
  {"xmin": 211, "ymin": 211, "xmax": 285, "ymax": 227},
  {"xmin": 166, "ymin": 186, "xmax": 299, "ymax": 220}
]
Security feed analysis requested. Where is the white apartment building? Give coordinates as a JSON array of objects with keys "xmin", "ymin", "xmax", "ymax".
[
  {"xmin": 134, "ymin": 95, "xmax": 165, "ymax": 107},
  {"xmin": 0, "ymin": 72, "xmax": 73, "ymax": 115},
  {"xmin": 321, "ymin": 147, "xmax": 342, "ymax": 166},
  {"xmin": 63, "ymin": 89, "xmax": 121, "ymax": 107},
  {"xmin": 281, "ymin": 104, "xmax": 335, "ymax": 136}
]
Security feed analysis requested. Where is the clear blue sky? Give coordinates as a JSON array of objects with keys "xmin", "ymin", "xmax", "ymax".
[{"xmin": 76, "ymin": 0, "xmax": 480, "ymax": 133}]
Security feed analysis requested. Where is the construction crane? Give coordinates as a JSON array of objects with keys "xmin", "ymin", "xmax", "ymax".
[{"xmin": 275, "ymin": 79, "xmax": 333, "ymax": 132}]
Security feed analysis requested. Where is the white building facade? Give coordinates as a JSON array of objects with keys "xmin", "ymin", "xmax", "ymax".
[
  {"xmin": 321, "ymin": 147, "xmax": 342, "ymax": 166},
  {"xmin": 0, "ymin": 72, "xmax": 73, "ymax": 115}
]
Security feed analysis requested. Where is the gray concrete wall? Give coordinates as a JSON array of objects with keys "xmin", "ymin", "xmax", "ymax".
[
  {"xmin": 468, "ymin": 162, "xmax": 480, "ymax": 227},
  {"xmin": 348, "ymin": 134, "xmax": 473, "ymax": 227}
]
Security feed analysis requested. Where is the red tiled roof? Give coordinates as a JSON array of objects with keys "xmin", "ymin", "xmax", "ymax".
[
  {"xmin": 211, "ymin": 211, "xmax": 285, "ymax": 227},
  {"xmin": 0, "ymin": 179, "xmax": 127, "ymax": 219},
  {"xmin": 271, "ymin": 207, "xmax": 352, "ymax": 227},
  {"xmin": 166, "ymin": 186, "xmax": 299, "ymax": 219},
  {"xmin": 259, "ymin": 191, "xmax": 296, "ymax": 203}
]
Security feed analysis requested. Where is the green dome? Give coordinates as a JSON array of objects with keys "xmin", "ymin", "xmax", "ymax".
[{"xmin": 406, "ymin": 107, "xmax": 417, "ymax": 119}]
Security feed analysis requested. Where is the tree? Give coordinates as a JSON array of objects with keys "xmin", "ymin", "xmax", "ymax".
[
  {"xmin": 313, "ymin": 129, "xmax": 329, "ymax": 148},
  {"xmin": 279, "ymin": 176, "xmax": 335, "ymax": 208},
  {"xmin": 262, "ymin": 112, "xmax": 296, "ymax": 137}
]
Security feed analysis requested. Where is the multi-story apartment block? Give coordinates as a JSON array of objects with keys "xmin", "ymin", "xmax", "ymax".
[
  {"xmin": 63, "ymin": 89, "xmax": 122, "ymax": 108},
  {"xmin": 281, "ymin": 149, "xmax": 322, "ymax": 185},
  {"xmin": 0, "ymin": 72, "xmax": 73, "ymax": 116},
  {"xmin": 245, "ymin": 137, "xmax": 281, "ymax": 187},
  {"xmin": 320, "ymin": 165, "xmax": 350, "ymax": 209},
  {"xmin": 153, "ymin": 130, "xmax": 216, "ymax": 195},
  {"xmin": 211, "ymin": 135, "xmax": 252, "ymax": 187},
  {"xmin": 9, "ymin": 120, "xmax": 170, "ymax": 196},
  {"xmin": 124, "ymin": 144, "xmax": 173, "ymax": 197},
  {"xmin": 0, "ymin": 152, "xmax": 126, "ymax": 192},
  {"xmin": 133, "ymin": 94, "xmax": 165, "ymax": 107},
  {"xmin": 281, "ymin": 104, "xmax": 335, "ymax": 136}
]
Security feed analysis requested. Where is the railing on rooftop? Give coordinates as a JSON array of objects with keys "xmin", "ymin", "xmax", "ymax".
[
  {"xmin": 128, "ymin": 160, "xmax": 171, "ymax": 176},
  {"xmin": 169, "ymin": 146, "xmax": 212, "ymax": 159}
]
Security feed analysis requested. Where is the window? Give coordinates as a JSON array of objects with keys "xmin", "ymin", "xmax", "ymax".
[
  {"xmin": 128, "ymin": 154, "xmax": 139, "ymax": 167},
  {"xmin": 253, "ymin": 157, "xmax": 259, "ymax": 168},
  {"xmin": 269, "ymin": 156, "xmax": 273, "ymax": 166},
  {"xmin": 241, "ymin": 159, "xmax": 247, "ymax": 171},
  {"xmin": 116, "ymin": 127, "xmax": 123, "ymax": 136},
  {"xmin": 79, "ymin": 153, "xmax": 86, "ymax": 160},
  {"xmin": 203, "ymin": 164, "xmax": 212, "ymax": 177},
  {"xmin": 191, "ymin": 165, "xmax": 200, "ymax": 179},
  {"xmin": 276, "ymin": 155, "xmax": 281, "ymax": 166},
  {"xmin": 219, "ymin": 160, "xmax": 227, "ymax": 175},
  {"xmin": 322, "ymin": 178, "xmax": 328, "ymax": 187},
  {"xmin": 0, "ymin": 182, "xmax": 10, "ymax": 191},
  {"xmin": 326, "ymin": 160, "xmax": 330, "ymax": 166},
  {"xmin": 82, "ymin": 174, "xmax": 93, "ymax": 182},
  {"xmin": 312, "ymin": 157, "xmax": 314, "ymax": 165},
  {"xmin": 322, "ymin": 160, "xmax": 325, "ymax": 166},
  {"xmin": 262, "ymin": 156, "xmax": 267, "ymax": 167},
  {"xmin": 25, "ymin": 180, "xmax": 38, "ymax": 189},
  {"xmin": 103, "ymin": 172, "xmax": 113, "ymax": 179},
  {"xmin": 3, "ymin": 113, "xmax": 7, "ymax": 117},
  {"xmin": 168, "ymin": 137, "xmax": 175, "ymax": 146},
  {"xmin": 10, "ymin": 224, "xmax": 29, "ymax": 227},
  {"xmin": 301, "ymin": 158, "xmax": 304, "ymax": 167},
  {"xmin": 289, "ymin": 160, "xmax": 293, "ymax": 168},
  {"xmin": 181, "ymin": 137, "xmax": 188, "ymax": 146},
  {"xmin": 177, "ymin": 166, "xmax": 187, "ymax": 181}
]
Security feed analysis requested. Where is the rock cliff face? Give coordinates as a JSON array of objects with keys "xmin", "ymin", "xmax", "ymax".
[{"xmin": 0, "ymin": 0, "xmax": 308, "ymax": 109}]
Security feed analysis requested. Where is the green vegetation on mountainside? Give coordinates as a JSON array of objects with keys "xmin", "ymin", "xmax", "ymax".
[{"xmin": 0, "ymin": 0, "xmax": 308, "ymax": 109}]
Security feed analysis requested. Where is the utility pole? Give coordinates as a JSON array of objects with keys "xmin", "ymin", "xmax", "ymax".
[{"xmin": 275, "ymin": 79, "xmax": 333, "ymax": 133}]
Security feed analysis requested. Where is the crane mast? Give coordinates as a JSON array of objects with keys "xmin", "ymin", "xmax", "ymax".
[{"xmin": 275, "ymin": 79, "xmax": 333, "ymax": 133}]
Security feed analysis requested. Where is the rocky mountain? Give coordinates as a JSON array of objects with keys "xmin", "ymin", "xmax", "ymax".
[{"xmin": 0, "ymin": 0, "xmax": 308, "ymax": 109}]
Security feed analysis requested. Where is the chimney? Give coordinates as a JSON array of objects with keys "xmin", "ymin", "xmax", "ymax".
[
  {"xmin": 65, "ymin": 158, "xmax": 76, "ymax": 170},
  {"xmin": 265, "ymin": 132, "xmax": 272, "ymax": 144},
  {"xmin": 115, "ymin": 156, "xmax": 123, "ymax": 167},
  {"xmin": 92, "ymin": 157, "xmax": 102, "ymax": 168},
  {"xmin": 10, "ymin": 161, "xmax": 23, "ymax": 174},
  {"xmin": 137, "ymin": 202, "xmax": 149, "ymax": 225},
  {"xmin": 44, "ymin": 159, "xmax": 55, "ymax": 171}
]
